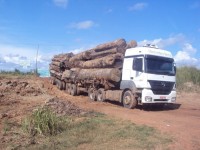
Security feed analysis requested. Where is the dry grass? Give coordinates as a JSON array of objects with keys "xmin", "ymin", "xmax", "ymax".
[{"xmin": 22, "ymin": 112, "xmax": 172, "ymax": 150}]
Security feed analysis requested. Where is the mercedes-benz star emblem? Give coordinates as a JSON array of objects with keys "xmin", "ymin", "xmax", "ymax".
[{"xmin": 161, "ymin": 82, "xmax": 166, "ymax": 87}]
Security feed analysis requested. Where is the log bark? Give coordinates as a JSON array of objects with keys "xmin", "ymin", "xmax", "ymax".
[
  {"xmin": 51, "ymin": 61, "xmax": 62, "ymax": 67},
  {"xmin": 50, "ymin": 70, "xmax": 62, "ymax": 78},
  {"xmin": 126, "ymin": 40, "xmax": 137, "ymax": 49},
  {"xmin": 52, "ymin": 53, "xmax": 74, "ymax": 62},
  {"xmin": 69, "ymin": 51, "xmax": 91, "ymax": 62},
  {"xmin": 49, "ymin": 64, "xmax": 61, "ymax": 72},
  {"xmin": 62, "ymin": 70, "xmax": 72, "ymax": 79},
  {"xmin": 75, "ymin": 68, "xmax": 121, "ymax": 82},
  {"xmin": 92, "ymin": 39, "xmax": 127, "ymax": 52},
  {"xmin": 82, "ymin": 53, "xmax": 123, "ymax": 69},
  {"xmin": 90, "ymin": 47, "xmax": 118, "ymax": 59}
]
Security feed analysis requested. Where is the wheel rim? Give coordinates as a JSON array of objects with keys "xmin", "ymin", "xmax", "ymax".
[
  {"xmin": 97, "ymin": 93, "xmax": 102, "ymax": 101},
  {"xmin": 123, "ymin": 91, "xmax": 137, "ymax": 109},
  {"xmin": 124, "ymin": 96, "xmax": 131, "ymax": 105},
  {"xmin": 88, "ymin": 88, "xmax": 96, "ymax": 101}
]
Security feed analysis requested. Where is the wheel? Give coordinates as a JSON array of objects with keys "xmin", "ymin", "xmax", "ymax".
[
  {"xmin": 70, "ymin": 84, "xmax": 77, "ymax": 96},
  {"xmin": 65, "ymin": 83, "xmax": 69, "ymax": 94},
  {"xmin": 50, "ymin": 77, "xmax": 56, "ymax": 85},
  {"xmin": 52, "ymin": 78, "xmax": 56, "ymax": 85},
  {"xmin": 97, "ymin": 88, "xmax": 105, "ymax": 102},
  {"xmin": 88, "ymin": 88, "xmax": 96, "ymax": 101},
  {"xmin": 67, "ymin": 84, "xmax": 72, "ymax": 94},
  {"xmin": 56, "ymin": 79, "xmax": 63, "ymax": 90},
  {"xmin": 76, "ymin": 87, "xmax": 81, "ymax": 95},
  {"xmin": 122, "ymin": 90, "xmax": 137, "ymax": 109},
  {"xmin": 50, "ymin": 78, "xmax": 53, "ymax": 84},
  {"xmin": 61, "ymin": 81, "xmax": 66, "ymax": 90}
]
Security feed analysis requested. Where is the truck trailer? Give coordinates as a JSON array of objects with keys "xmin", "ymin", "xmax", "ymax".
[{"xmin": 49, "ymin": 39, "xmax": 176, "ymax": 109}]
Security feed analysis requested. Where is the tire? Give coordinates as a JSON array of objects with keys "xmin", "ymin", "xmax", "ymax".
[
  {"xmin": 56, "ymin": 79, "xmax": 62, "ymax": 90},
  {"xmin": 50, "ymin": 77, "xmax": 56, "ymax": 85},
  {"xmin": 50, "ymin": 78, "xmax": 53, "ymax": 84},
  {"xmin": 70, "ymin": 84, "xmax": 77, "ymax": 96},
  {"xmin": 88, "ymin": 88, "xmax": 96, "ymax": 101},
  {"xmin": 97, "ymin": 88, "xmax": 105, "ymax": 102},
  {"xmin": 122, "ymin": 90, "xmax": 137, "ymax": 109},
  {"xmin": 52, "ymin": 78, "xmax": 56, "ymax": 85},
  {"xmin": 76, "ymin": 87, "xmax": 81, "ymax": 96},
  {"xmin": 65, "ymin": 83, "xmax": 69, "ymax": 94},
  {"xmin": 61, "ymin": 81, "xmax": 66, "ymax": 90},
  {"xmin": 67, "ymin": 84, "xmax": 72, "ymax": 94}
]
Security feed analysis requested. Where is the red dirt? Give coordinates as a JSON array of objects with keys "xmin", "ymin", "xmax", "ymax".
[
  {"xmin": 43, "ymin": 78, "xmax": 200, "ymax": 150},
  {"xmin": 1, "ymin": 76, "xmax": 200, "ymax": 150}
]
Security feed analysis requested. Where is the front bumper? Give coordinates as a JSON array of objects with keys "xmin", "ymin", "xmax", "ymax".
[{"xmin": 141, "ymin": 89, "xmax": 176, "ymax": 104}]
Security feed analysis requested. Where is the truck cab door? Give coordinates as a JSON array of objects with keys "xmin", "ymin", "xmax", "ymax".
[
  {"xmin": 131, "ymin": 57, "xmax": 145, "ymax": 88},
  {"xmin": 121, "ymin": 57, "xmax": 145, "ymax": 90}
]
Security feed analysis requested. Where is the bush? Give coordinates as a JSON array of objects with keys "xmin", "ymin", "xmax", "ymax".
[
  {"xmin": 22, "ymin": 107, "xmax": 70, "ymax": 136},
  {"xmin": 0, "ymin": 69, "xmax": 38, "ymax": 76},
  {"xmin": 176, "ymin": 66, "xmax": 200, "ymax": 90}
]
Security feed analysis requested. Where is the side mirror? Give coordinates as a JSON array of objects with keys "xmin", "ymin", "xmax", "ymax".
[{"xmin": 174, "ymin": 63, "xmax": 176, "ymax": 74}]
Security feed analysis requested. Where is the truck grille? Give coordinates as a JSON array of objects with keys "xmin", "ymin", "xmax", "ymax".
[{"xmin": 148, "ymin": 80, "xmax": 175, "ymax": 95}]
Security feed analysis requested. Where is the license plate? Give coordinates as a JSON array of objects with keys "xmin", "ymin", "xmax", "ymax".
[{"xmin": 160, "ymin": 96, "xmax": 166, "ymax": 99}]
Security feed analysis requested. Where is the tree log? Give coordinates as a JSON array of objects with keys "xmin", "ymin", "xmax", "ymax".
[
  {"xmin": 51, "ymin": 61, "xmax": 62, "ymax": 67},
  {"xmin": 90, "ymin": 47, "xmax": 118, "ymax": 59},
  {"xmin": 69, "ymin": 51, "xmax": 91, "ymax": 62},
  {"xmin": 50, "ymin": 70, "xmax": 62, "ymax": 78},
  {"xmin": 62, "ymin": 70, "xmax": 72, "ymax": 79},
  {"xmin": 52, "ymin": 53, "xmax": 74, "ymax": 62},
  {"xmin": 75, "ymin": 68, "xmax": 121, "ymax": 82},
  {"xmin": 82, "ymin": 53, "xmax": 123, "ymax": 69},
  {"xmin": 126, "ymin": 40, "xmax": 137, "ymax": 49},
  {"xmin": 92, "ymin": 38, "xmax": 127, "ymax": 52},
  {"xmin": 49, "ymin": 64, "xmax": 61, "ymax": 72}
]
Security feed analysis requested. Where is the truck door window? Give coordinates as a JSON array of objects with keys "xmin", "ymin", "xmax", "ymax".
[{"xmin": 133, "ymin": 58, "xmax": 143, "ymax": 72}]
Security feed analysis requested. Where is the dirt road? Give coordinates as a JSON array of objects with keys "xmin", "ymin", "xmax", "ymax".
[
  {"xmin": 0, "ymin": 76, "xmax": 200, "ymax": 150},
  {"xmin": 43, "ymin": 78, "xmax": 200, "ymax": 150}
]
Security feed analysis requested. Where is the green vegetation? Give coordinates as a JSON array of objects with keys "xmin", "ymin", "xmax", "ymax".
[
  {"xmin": 176, "ymin": 66, "xmax": 200, "ymax": 91},
  {"xmin": 20, "ymin": 110, "xmax": 172, "ymax": 150},
  {"xmin": 0, "ymin": 69, "xmax": 39, "ymax": 76},
  {"xmin": 22, "ymin": 107, "xmax": 70, "ymax": 136}
]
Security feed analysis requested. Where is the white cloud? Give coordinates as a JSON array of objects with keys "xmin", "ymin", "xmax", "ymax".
[
  {"xmin": 129, "ymin": 2, "xmax": 148, "ymax": 11},
  {"xmin": 53, "ymin": 0, "xmax": 68, "ymax": 8},
  {"xmin": 182, "ymin": 43, "xmax": 197, "ymax": 54},
  {"xmin": 139, "ymin": 34, "xmax": 200, "ymax": 68},
  {"xmin": 0, "ymin": 44, "xmax": 37, "ymax": 58},
  {"xmin": 174, "ymin": 43, "xmax": 200, "ymax": 67},
  {"xmin": 0, "ymin": 44, "xmax": 53, "ymax": 72},
  {"xmin": 69, "ymin": 20, "xmax": 95, "ymax": 30},
  {"xmin": 138, "ymin": 34, "xmax": 185, "ymax": 48}
]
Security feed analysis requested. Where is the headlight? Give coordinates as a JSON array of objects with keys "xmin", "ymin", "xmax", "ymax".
[
  {"xmin": 145, "ymin": 96, "xmax": 152, "ymax": 102},
  {"xmin": 171, "ymin": 97, "xmax": 176, "ymax": 102}
]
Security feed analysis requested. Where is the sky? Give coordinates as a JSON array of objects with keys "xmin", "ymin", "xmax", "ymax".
[{"xmin": 0, "ymin": 0, "xmax": 200, "ymax": 73}]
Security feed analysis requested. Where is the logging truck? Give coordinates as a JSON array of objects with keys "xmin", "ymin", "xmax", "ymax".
[{"xmin": 50, "ymin": 39, "xmax": 176, "ymax": 109}]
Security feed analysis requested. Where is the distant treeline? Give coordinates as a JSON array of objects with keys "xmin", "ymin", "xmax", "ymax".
[
  {"xmin": 0, "ymin": 69, "xmax": 39, "ymax": 76},
  {"xmin": 176, "ymin": 66, "xmax": 200, "ymax": 90}
]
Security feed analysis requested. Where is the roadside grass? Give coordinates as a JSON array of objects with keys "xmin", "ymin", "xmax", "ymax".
[
  {"xmin": 21, "ymin": 110, "xmax": 173, "ymax": 150},
  {"xmin": 176, "ymin": 67, "xmax": 200, "ymax": 91},
  {"xmin": 21, "ymin": 107, "xmax": 71, "ymax": 136}
]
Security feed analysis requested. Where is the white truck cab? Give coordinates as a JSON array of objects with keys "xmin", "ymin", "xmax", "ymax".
[{"xmin": 121, "ymin": 44, "xmax": 176, "ymax": 105}]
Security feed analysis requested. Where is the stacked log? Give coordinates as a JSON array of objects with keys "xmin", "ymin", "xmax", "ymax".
[{"xmin": 49, "ymin": 38, "xmax": 137, "ymax": 86}]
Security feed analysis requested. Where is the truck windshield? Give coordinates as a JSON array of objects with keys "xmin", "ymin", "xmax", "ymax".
[{"xmin": 145, "ymin": 55, "xmax": 175, "ymax": 76}]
